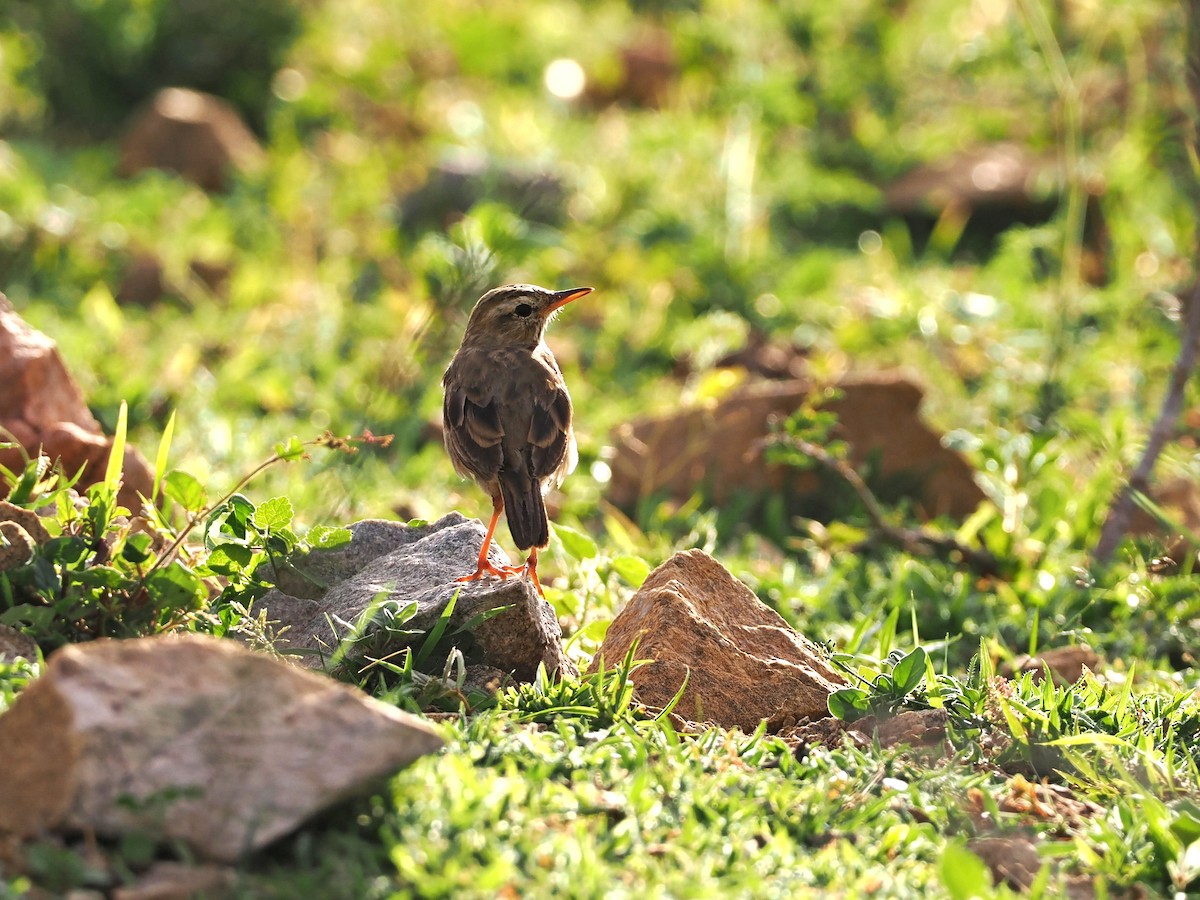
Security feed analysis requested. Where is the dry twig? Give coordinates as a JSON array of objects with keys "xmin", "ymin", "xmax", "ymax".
[
  {"xmin": 1092, "ymin": 4, "xmax": 1200, "ymax": 563},
  {"xmin": 769, "ymin": 433, "xmax": 1001, "ymax": 576}
]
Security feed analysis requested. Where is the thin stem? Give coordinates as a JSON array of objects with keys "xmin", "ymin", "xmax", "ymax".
[
  {"xmin": 771, "ymin": 434, "xmax": 1000, "ymax": 576},
  {"xmin": 1092, "ymin": 1, "xmax": 1200, "ymax": 562}
]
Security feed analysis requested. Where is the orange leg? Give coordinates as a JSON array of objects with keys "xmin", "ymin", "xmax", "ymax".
[
  {"xmin": 498, "ymin": 548, "xmax": 546, "ymax": 595},
  {"xmin": 523, "ymin": 547, "xmax": 545, "ymax": 597},
  {"xmin": 457, "ymin": 496, "xmax": 513, "ymax": 583}
]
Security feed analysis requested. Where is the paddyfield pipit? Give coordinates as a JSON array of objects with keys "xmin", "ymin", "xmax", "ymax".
[{"xmin": 442, "ymin": 283, "xmax": 593, "ymax": 596}]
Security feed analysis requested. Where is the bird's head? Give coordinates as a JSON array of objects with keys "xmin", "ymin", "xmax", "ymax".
[{"xmin": 460, "ymin": 284, "xmax": 592, "ymax": 349}]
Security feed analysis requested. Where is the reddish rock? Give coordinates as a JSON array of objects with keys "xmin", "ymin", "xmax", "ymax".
[
  {"xmin": 608, "ymin": 374, "xmax": 984, "ymax": 521},
  {"xmin": 116, "ymin": 252, "xmax": 232, "ymax": 306},
  {"xmin": 115, "ymin": 253, "xmax": 167, "ymax": 307},
  {"xmin": 589, "ymin": 550, "xmax": 845, "ymax": 730},
  {"xmin": 713, "ymin": 331, "xmax": 809, "ymax": 380},
  {"xmin": 586, "ymin": 30, "xmax": 678, "ymax": 109},
  {"xmin": 1128, "ymin": 477, "xmax": 1200, "ymax": 552},
  {"xmin": 885, "ymin": 144, "xmax": 1050, "ymax": 214},
  {"xmin": 966, "ymin": 836, "xmax": 1042, "ymax": 892},
  {"xmin": 0, "ymin": 293, "xmax": 153, "ymax": 509},
  {"xmin": 0, "ymin": 624, "xmax": 37, "ymax": 663},
  {"xmin": 118, "ymin": 88, "xmax": 263, "ymax": 192},
  {"xmin": 0, "ymin": 634, "xmax": 443, "ymax": 862},
  {"xmin": 885, "ymin": 143, "xmax": 1109, "ymax": 283},
  {"xmin": 1006, "ymin": 645, "xmax": 1099, "ymax": 686}
]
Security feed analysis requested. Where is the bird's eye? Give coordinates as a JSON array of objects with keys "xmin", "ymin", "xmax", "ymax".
[{"xmin": 513, "ymin": 302, "xmax": 534, "ymax": 318}]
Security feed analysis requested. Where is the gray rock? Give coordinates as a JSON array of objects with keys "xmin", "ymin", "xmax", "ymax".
[
  {"xmin": 259, "ymin": 513, "xmax": 578, "ymax": 682},
  {"xmin": 0, "ymin": 634, "xmax": 443, "ymax": 863}
]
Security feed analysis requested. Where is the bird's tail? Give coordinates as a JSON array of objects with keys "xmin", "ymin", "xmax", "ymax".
[{"xmin": 500, "ymin": 472, "xmax": 549, "ymax": 551}]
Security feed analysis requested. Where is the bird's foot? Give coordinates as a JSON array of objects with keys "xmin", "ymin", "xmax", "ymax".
[
  {"xmin": 456, "ymin": 557, "xmax": 545, "ymax": 598},
  {"xmin": 510, "ymin": 555, "xmax": 545, "ymax": 597},
  {"xmin": 455, "ymin": 559, "xmax": 514, "ymax": 583}
]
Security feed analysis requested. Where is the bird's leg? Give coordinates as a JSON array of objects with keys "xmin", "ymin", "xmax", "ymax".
[
  {"xmin": 456, "ymin": 496, "xmax": 513, "ymax": 583},
  {"xmin": 520, "ymin": 547, "xmax": 545, "ymax": 597}
]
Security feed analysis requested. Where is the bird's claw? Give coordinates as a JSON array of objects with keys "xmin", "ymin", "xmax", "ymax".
[
  {"xmin": 455, "ymin": 560, "xmax": 515, "ymax": 583},
  {"xmin": 455, "ymin": 559, "xmax": 545, "ymax": 597}
]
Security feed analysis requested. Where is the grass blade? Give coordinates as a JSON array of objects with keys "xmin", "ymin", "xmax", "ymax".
[
  {"xmin": 104, "ymin": 400, "xmax": 128, "ymax": 490},
  {"xmin": 153, "ymin": 410, "xmax": 176, "ymax": 505}
]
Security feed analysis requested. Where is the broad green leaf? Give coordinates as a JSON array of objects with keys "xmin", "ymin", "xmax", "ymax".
[
  {"xmin": 0, "ymin": 604, "xmax": 57, "ymax": 630},
  {"xmin": 1171, "ymin": 801, "xmax": 1200, "ymax": 846},
  {"xmin": 274, "ymin": 436, "xmax": 307, "ymax": 461},
  {"xmin": 828, "ymin": 688, "xmax": 871, "ymax": 721},
  {"xmin": 164, "ymin": 471, "xmax": 207, "ymax": 513},
  {"xmin": 307, "ymin": 524, "xmax": 352, "ymax": 548},
  {"xmin": 611, "ymin": 555, "xmax": 651, "ymax": 587},
  {"xmin": 203, "ymin": 544, "xmax": 256, "ymax": 575},
  {"xmin": 892, "ymin": 646, "xmax": 927, "ymax": 696},
  {"xmin": 146, "ymin": 563, "xmax": 205, "ymax": 611},
  {"xmin": 266, "ymin": 527, "xmax": 299, "ymax": 554},
  {"xmin": 120, "ymin": 532, "xmax": 154, "ymax": 564},
  {"xmin": 940, "ymin": 842, "xmax": 991, "ymax": 900},
  {"xmin": 210, "ymin": 494, "xmax": 257, "ymax": 542},
  {"xmin": 253, "ymin": 496, "xmax": 294, "ymax": 531},
  {"xmin": 555, "ymin": 524, "xmax": 597, "ymax": 561}
]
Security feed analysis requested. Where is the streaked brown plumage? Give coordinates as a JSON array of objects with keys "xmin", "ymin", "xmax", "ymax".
[{"xmin": 442, "ymin": 283, "xmax": 592, "ymax": 595}]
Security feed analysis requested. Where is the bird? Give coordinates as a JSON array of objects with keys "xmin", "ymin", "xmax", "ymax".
[{"xmin": 442, "ymin": 283, "xmax": 593, "ymax": 596}]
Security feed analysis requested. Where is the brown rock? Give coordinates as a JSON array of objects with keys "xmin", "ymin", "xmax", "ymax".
[
  {"xmin": 116, "ymin": 253, "xmax": 232, "ymax": 306},
  {"xmin": 0, "ymin": 634, "xmax": 443, "ymax": 862},
  {"xmin": 1006, "ymin": 645, "xmax": 1099, "ymax": 686},
  {"xmin": 885, "ymin": 144, "xmax": 1051, "ymax": 214},
  {"xmin": 782, "ymin": 716, "xmax": 865, "ymax": 757},
  {"xmin": 0, "ymin": 624, "xmax": 37, "ymax": 663},
  {"xmin": 713, "ymin": 331, "xmax": 809, "ymax": 380},
  {"xmin": 118, "ymin": 88, "xmax": 264, "ymax": 192},
  {"xmin": 966, "ymin": 836, "xmax": 1042, "ymax": 892},
  {"xmin": 1127, "ymin": 476, "xmax": 1200, "ymax": 554},
  {"xmin": 589, "ymin": 550, "xmax": 845, "ymax": 730},
  {"xmin": 884, "ymin": 143, "xmax": 1109, "ymax": 283},
  {"xmin": 608, "ymin": 373, "xmax": 984, "ymax": 521},
  {"xmin": 586, "ymin": 30, "xmax": 678, "ymax": 109},
  {"xmin": 0, "ymin": 500, "xmax": 50, "ymax": 572},
  {"xmin": 112, "ymin": 862, "xmax": 235, "ymax": 900},
  {"xmin": 874, "ymin": 708, "xmax": 949, "ymax": 749},
  {"xmin": 0, "ymin": 294, "xmax": 153, "ymax": 510},
  {"xmin": 115, "ymin": 253, "xmax": 167, "ymax": 307}
]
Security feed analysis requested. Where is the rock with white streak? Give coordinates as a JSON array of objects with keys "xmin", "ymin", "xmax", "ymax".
[{"xmin": 0, "ymin": 634, "xmax": 443, "ymax": 862}]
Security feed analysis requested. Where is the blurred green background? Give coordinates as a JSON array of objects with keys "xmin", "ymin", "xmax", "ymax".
[
  {"xmin": 0, "ymin": 0, "xmax": 1194, "ymax": 643},
  {"xmin": 6, "ymin": 5, "xmax": 1200, "ymax": 894}
]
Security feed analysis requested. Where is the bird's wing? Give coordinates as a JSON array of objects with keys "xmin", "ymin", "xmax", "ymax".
[
  {"xmin": 527, "ymin": 379, "xmax": 573, "ymax": 483},
  {"xmin": 443, "ymin": 373, "xmax": 504, "ymax": 481}
]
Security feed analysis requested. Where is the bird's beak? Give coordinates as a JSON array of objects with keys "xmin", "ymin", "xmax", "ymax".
[{"xmin": 545, "ymin": 286, "xmax": 593, "ymax": 315}]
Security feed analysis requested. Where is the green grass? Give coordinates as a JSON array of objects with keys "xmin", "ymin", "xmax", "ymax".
[{"xmin": 3, "ymin": 0, "xmax": 1200, "ymax": 895}]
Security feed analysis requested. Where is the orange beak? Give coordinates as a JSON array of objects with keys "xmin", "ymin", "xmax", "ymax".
[{"xmin": 545, "ymin": 286, "xmax": 593, "ymax": 315}]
